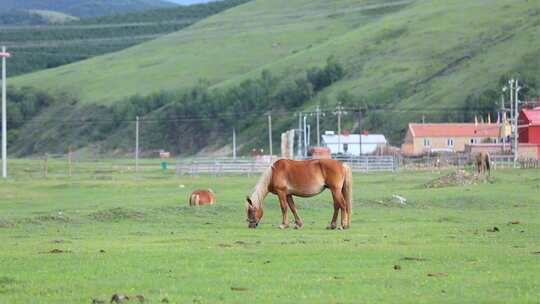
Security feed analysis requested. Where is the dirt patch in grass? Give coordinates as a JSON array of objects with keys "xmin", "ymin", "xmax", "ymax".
[
  {"xmin": 0, "ymin": 276, "xmax": 18, "ymax": 287},
  {"xmin": 88, "ymin": 207, "xmax": 145, "ymax": 222},
  {"xmin": 428, "ymin": 272, "xmax": 448, "ymax": 277},
  {"xmin": 35, "ymin": 213, "xmax": 70, "ymax": 223},
  {"xmin": 1, "ymin": 213, "xmax": 70, "ymax": 228},
  {"xmin": 424, "ymin": 170, "xmax": 478, "ymax": 188},
  {"xmin": 401, "ymin": 256, "xmax": 429, "ymax": 261},
  {"xmin": 45, "ymin": 248, "xmax": 71, "ymax": 254},
  {"xmin": 0, "ymin": 276, "xmax": 19, "ymax": 294},
  {"xmin": 0, "ymin": 219, "xmax": 13, "ymax": 228}
]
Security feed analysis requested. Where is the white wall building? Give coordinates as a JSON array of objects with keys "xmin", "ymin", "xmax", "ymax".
[{"xmin": 321, "ymin": 131, "xmax": 387, "ymax": 156}]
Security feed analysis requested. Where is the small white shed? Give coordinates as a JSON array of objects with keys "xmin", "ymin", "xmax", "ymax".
[{"xmin": 321, "ymin": 131, "xmax": 387, "ymax": 156}]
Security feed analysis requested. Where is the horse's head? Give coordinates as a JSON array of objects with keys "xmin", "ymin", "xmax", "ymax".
[{"xmin": 246, "ymin": 196, "xmax": 263, "ymax": 228}]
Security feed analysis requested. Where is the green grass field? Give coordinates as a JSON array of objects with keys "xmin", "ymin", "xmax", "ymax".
[{"xmin": 1, "ymin": 159, "xmax": 539, "ymax": 303}]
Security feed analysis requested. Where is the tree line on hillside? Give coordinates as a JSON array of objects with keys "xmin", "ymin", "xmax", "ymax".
[
  {"xmin": 316, "ymin": 69, "xmax": 539, "ymax": 144},
  {"xmin": 2, "ymin": 0, "xmax": 251, "ymax": 76},
  {"xmin": 79, "ymin": 0, "xmax": 250, "ymax": 24},
  {"xmin": 8, "ymin": 57, "xmax": 345, "ymax": 155},
  {"xmin": 7, "ymin": 54, "xmax": 539, "ymax": 156},
  {"xmin": 0, "ymin": 0, "xmax": 174, "ymax": 18},
  {"xmin": 111, "ymin": 57, "xmax": 345, "ymax": 154},
  {"xmin": 3, "ymin": 87, "xmax": 70, "ymax": 146}
]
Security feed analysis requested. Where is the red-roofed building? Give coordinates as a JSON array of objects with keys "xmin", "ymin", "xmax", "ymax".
[
  {"xmin": 518, "ymin": 107, "xmax": 540, "ymax": 144},
  {"xmin": 401, "ymin": 123, "xmax": 501, "ymax": 156}
]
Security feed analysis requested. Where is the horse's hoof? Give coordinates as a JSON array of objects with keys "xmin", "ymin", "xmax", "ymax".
[
  {"xmin": 294, "ymin": 223, "xmax": 304, "ymax": 230},
  {"xmin": 327, "ymin": 225, "xmax": 337, "ymax": 230},
  {"xmin": 337, "ymin": 226, "xmax": 344, "ymax": 231},
  {"xmin": 278, "ymin": 224, "xmax": 289, "ymax": 229}
]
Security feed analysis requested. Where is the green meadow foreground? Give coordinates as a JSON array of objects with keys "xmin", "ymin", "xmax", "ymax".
[{"xmin": 0, "ymin": 160, "xmax": 539, "ymax": 303}]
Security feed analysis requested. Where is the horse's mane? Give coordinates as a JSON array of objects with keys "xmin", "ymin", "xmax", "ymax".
[{"xmin": 248, "ymin": 165, "xmax": 273, "ymax": 208}]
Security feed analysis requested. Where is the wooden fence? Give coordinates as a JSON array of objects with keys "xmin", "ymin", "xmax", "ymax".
[
  {"xmin": 490, "ymin": 155, "xmax": 515, "ymax": 169},
  {"xmin": 175, "ymin": 156, "xmax": 398, "ymax": 176},
  {"xmin": 334, "ymin": 156, "xmax": 398, "ymax": 172}
]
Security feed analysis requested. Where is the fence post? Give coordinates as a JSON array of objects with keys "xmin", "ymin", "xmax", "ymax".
[
  {"xmin": 68, "ymin": 148, "xmax": 73, "ymax": 177},
  {"xmin": 43, "ymin": 153, "xmax": 48, "ymax": 178},
  {"xmin": 365, "ymin": 156, "xmax": 369, "ymax": 173}
]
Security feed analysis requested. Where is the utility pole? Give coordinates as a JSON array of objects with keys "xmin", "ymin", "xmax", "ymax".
[
  {"xmin": 513, "ymin": 79, "xmax": 521, "ymax": 168},
  {"xmin": 1, "ymin": 46, "xmax": 11, "ymax": 179},
  {"xmin": 509, "ymin": 80, "xmax": 514, "ymax": 124},
  {"xmin": 307, "ymin": 124, "xmax": 311, "ymax": 149},
  {"xmin": 334, "ymin": 104, "xmax": 346, "ymax": 154},
  {"xmin": 358, "ymin": 105, "xmax": 363, "ymax": 156},
  {"xmin": 303, "ymin": 115, "xmax": 308, "ymax": 156},
  {"xmin": 232, "ymin": 128, "xmax": 237, "ymax": 160},
  {"xmin": 501, "ymin": 90, "xmax": 506, "ymax": 153},
  {"xmin": 135, "ymin": 116, "xmax": 139, "ymax": 172},
  {"xmin": 268, "ymin": 115, "xmax": 273, "ymax": 156},
  {"xmin": 297, "ymin": 112, "xmax": 302, "ymax": 158},
  {"xmin": 68, "ymin": 147, "xmax": 73, "ymax": 177},
  {"xmin": 316, "ymin": 105, "xmax": 321, "ymax": 146}
]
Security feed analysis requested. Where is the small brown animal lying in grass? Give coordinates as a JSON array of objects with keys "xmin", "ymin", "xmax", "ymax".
[{"xmin": 189, "ymin": 189, "xmax": 216, "ymax": 206}]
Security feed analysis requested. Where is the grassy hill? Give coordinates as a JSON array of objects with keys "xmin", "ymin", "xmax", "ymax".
[
  {"xmin": 8, "ymin": 0, "xmax": 540, "ymax": 155},
  {"xmin": 1, "ymin": 0, "xmax": 250, "ymax": 76},
  {"xmin": 0, "ymin": 0, "xmax": 175, "ymax": 18},
  {"xmin": 13, "ymin": 0, "xmax": 415, "ymax": 104}
]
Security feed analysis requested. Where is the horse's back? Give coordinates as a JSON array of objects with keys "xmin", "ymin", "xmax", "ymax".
[
  {"xmin": 271, "ymin": 159, "xmax": 347, "ymax": 194},
  {"xmin": 274, "ymin": 158, "xmax": 344, "ymax": 170}
]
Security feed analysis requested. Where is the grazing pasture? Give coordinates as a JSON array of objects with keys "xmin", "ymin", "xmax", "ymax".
[{"xmin": 0, "ymin": 159, "xmax": 539, "ymax": 303}]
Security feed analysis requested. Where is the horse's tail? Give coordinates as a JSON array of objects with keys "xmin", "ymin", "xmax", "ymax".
[
  {"xmin": 342, "ymin": 164, "xmax": 353, "ymax": 216},
  {"xmin": 189, "ymin": 194, "xmax": 200, "ymax": 206}
]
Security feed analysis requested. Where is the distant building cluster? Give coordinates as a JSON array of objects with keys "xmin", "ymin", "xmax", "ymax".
[{"xmin": 278, "ymin": 103, "xmax": 540, "ymax": 161}]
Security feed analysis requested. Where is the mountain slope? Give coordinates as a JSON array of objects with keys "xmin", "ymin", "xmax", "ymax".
[
  {"xmin": 8, "ymin": 0, "xmax": 540, "ymax": 155},
  {"xmin": 0, "ymin": 0, "xmax": 175, "ymax": 18},
  {"xmin": 13, "ymin": 0, "xmax": 413, "ymax": 104},
  {"xmin": 12, "ymin": 0, "xmax": 539, "ymax": 106},
  {"xmin": 1, "ymin": 0, "xmax": 251, "ymax": 76}
]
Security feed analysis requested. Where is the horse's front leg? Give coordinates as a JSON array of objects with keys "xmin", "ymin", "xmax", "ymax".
[
  {"xmin": 277, "ymin": 192, "xmax": 289, "ymax": 229},
  {"xmin": 286, "ymin": 195, "xmax": 303, "ymax": 229}
]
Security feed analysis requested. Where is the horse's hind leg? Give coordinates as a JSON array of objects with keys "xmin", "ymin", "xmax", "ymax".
[
  {"xmin": 326, "ymin": 202, "xmax": 339, "ymax": 230},
  {"xmin": 330, "ymin": 188, "xmax": 349, "ymax": 230},
  {"xmin": 286, "ymin": 195, "xmax": 303, "ymax": 229}
]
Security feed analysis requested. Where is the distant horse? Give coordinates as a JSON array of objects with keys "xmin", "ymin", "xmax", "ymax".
[
  {"xmin": 245, "ymin": 159, "xmax": 353, "ymax": 230},
  {"xmin": 475, "ymin": 151, "xmax": 491, "ymax": 179},
  {"xmin": 189, "ymin": 189, "xmax": 216, "ymax": 206}
]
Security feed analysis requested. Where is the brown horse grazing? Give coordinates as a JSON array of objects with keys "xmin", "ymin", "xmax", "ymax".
[
  {"xmin": 245, "ymin": 159, "xmax": 353, "ymax": 230},
  {"xmin": 475, "ymin": 151, "xmax": 491, "ymax": 179},
  {"xmin": 189, "ymin": 189, "xmax": 216, "ymax": 206}
]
